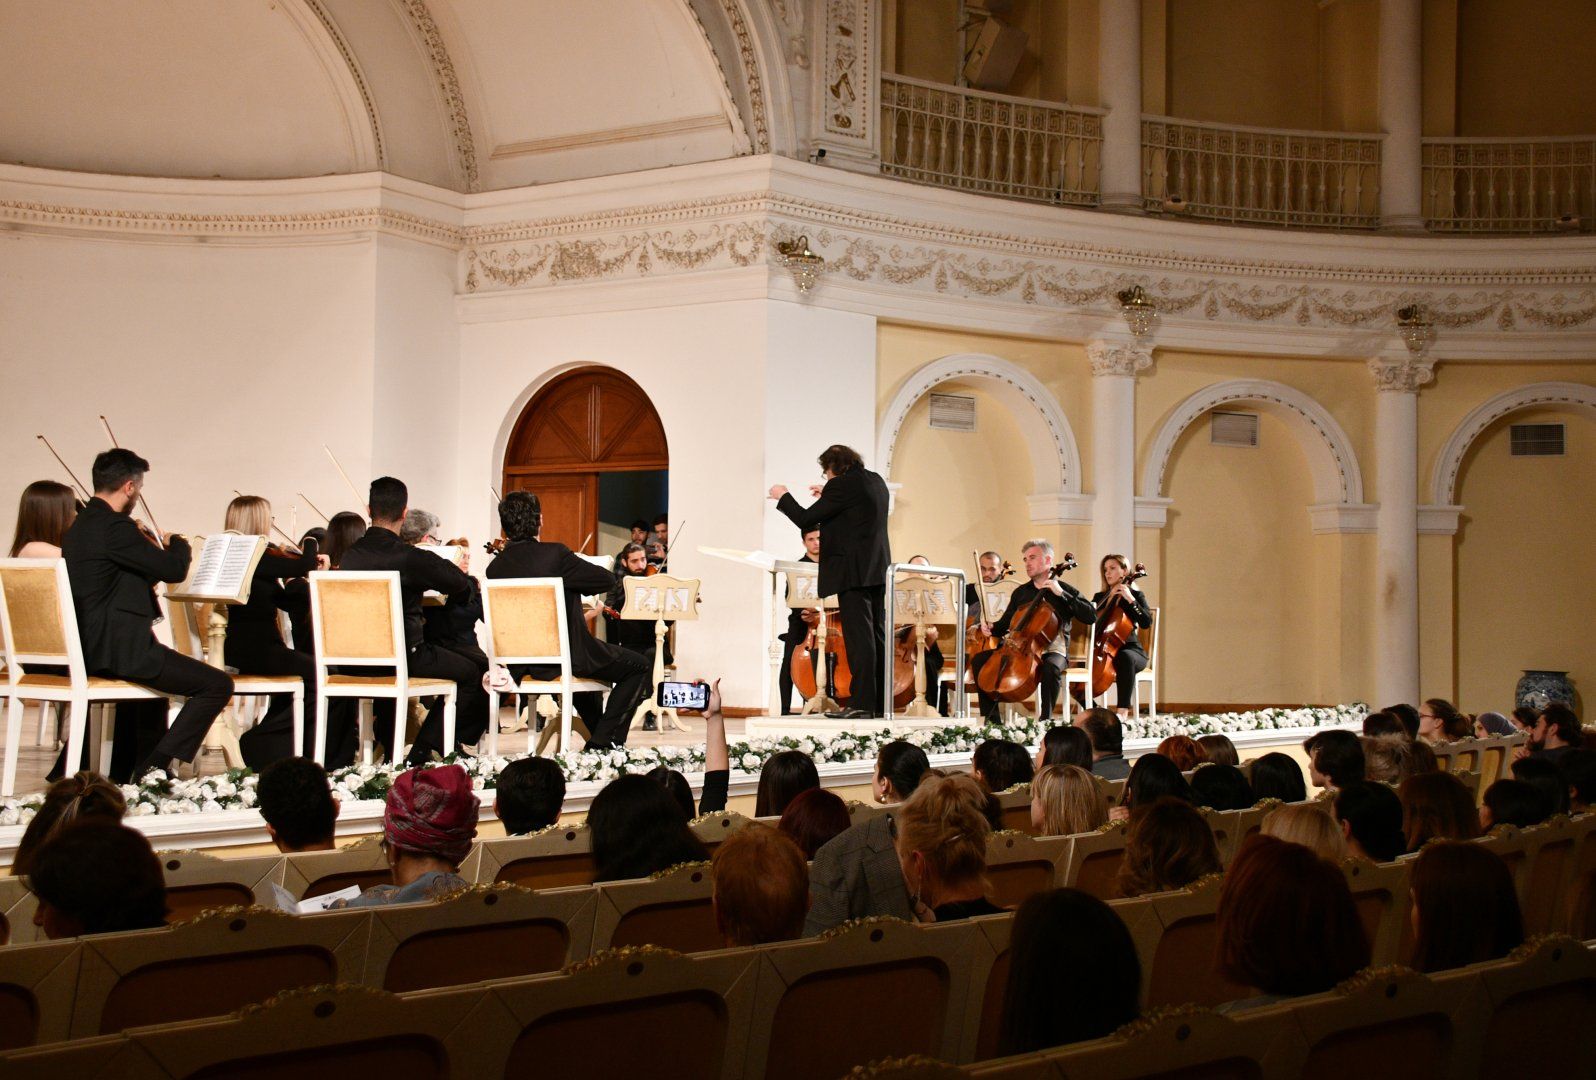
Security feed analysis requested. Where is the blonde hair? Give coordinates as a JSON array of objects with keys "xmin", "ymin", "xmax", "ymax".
[
  {"xmin": 1361, "ymin": 735, "xmax": 1414, "ymax": 784},
  {"xmin": 225, "ymin": 495, "xmax": 271, "ymax": 538},
  {"xmin": 1031, "ymin": 765, "xmax": 1107, "ymax": 837},
  {"xmin": 894, "ymin": 772, "xmax": 992, "ymax": 888},
  {"xmin": 1260, "ymin": 802, "xmax": 1347, "ymax": 862}
]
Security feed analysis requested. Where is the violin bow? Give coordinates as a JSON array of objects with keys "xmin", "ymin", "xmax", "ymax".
[
  {"xmin": 98, "ymin": 415, "xmax": 163, "ymax": 537},
  {"xmin": 232, "ymin": 489, "xmax": 299, "ymax": 546},
  {"xmin": 297, "ymin": 493, "xmax": 330, "ymax": 525},
  {"xmin": 323, "ymin": 445, "xmax": 369, "ymax": 516},
  {"xmin": 35, "ymin": 434, "xmax": 92, "ymax": 502}
]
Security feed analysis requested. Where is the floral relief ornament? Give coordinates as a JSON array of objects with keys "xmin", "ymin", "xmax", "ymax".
[{"xmin": 1368, "ymin": 355, "xmax": 1437, "ymax": 393}]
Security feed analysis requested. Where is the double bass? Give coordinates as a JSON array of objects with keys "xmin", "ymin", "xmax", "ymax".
[
  {"xmin": 973, "ymin": 553, "xmax": 1078, "ymax": 703},
  {"xmin": 789, "ymin": 605, "xmax": 852, "ymax": 708},
  {"xmin": 1090, "ymin": 563, "xmax": 1149, "ymax": 698}
]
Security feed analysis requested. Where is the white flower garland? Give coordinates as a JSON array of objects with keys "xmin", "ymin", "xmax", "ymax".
[{"xmin": 0, "ymin": 703, "xmax": 1366, "ymax": 826}]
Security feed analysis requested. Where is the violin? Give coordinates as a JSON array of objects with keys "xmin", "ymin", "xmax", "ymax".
[
  {"xmin": 973, "ymin": 553, "xmax": 1078, "ymax": 704},
  {"xmin": 483, "ymin": 536, "xmax": 507, "ymax": 556},
  {"xmin": 1090, "ymin": 563, "xmax": 1149, "ymax": 698}
]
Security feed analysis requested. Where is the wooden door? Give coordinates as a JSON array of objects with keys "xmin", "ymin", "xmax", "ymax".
[{"xmin": 505, "ymin": 473, "xmax": 596, "ymax": 553}]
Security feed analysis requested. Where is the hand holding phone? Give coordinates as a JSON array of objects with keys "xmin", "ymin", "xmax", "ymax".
[{"xmin": 656, "ymin": 680, "xmax": 710, "ymax": 711}]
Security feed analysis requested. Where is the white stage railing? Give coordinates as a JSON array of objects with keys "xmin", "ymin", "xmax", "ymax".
[
  {"xmin": 1422, "ymin": 135, "xmax": 1596, "ymax": 234},
  {"xmin": 1141, "ymin": 114, "xmax": 1382, "ymax": 230},
  {"xmin": 880, "ymin": 74, "xmax": 1103, "ymax": 207}
]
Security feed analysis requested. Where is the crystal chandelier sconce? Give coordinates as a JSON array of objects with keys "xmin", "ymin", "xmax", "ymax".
[
  {"xmin": 1396, "ymin": 304, "xmax": 1435, "ymax": 355},
  {"xmin": 1117, "ymin": 285, "xmax": 1158, "ymax": 337},
  {"xmin": 776, "ymin": 235, "xmax": 825, "ymax": 294}
]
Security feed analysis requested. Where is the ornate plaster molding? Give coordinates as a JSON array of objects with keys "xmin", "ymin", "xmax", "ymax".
[
  {"xmin": 302, "ymin": 0, "xmax": 385, "ymax": 168},
  {"xmin": 0, "ymin": 198, "xmax": 462, "ymax": 247},
  {"xmin": 396, "ymin": 0, "xmax": 478, "ymax": 192},
  {"xmin": 813, "ymin": 0, "xmax": 876, "ymax": 164},
  {"xmin": 1429, "ymin": 381, "xmax": 1596, "ymax": 505},
  {"xmin": 1086, "ymin": 339, "xmax": 1154, "ymax": 377},
  {"xmin": 1368, "ymin": 355, "xmax": 1437, "ymax": 393}
]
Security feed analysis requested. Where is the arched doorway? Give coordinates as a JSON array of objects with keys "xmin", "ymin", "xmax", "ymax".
[{"xmin": 502, "ymin": 367, "xmax": 668, "ymax": 554}]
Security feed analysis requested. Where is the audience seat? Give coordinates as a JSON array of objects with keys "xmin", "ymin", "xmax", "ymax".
[
  {"xmin": 1452, "ymin": 933, "xmax": 1596, "ymax": 1077},
  {"xmin": 1141, "ymin": 875, "xmax": 1254, "ymax": 1009},
  {"xmin": 0, "ymin": 938, "xmax": 79, "ymax": 1048},
  {"xmin": 991, "ymin": 786, "xmax": 1034, "ymax": 834},
  {"xmin": 151, "ymin": 850, "xmax": 283, "ymax": 924},
  {"xmin": 467, "ymin": 824, "xmax": 597, "ymax": 890},
  {"xmin": 846, "ymin": 800, "xmax": 891, "ymax": 828},
  {"xmin": 277, "ymin": 838, "xmax": 393, "ymax": 901},
  {"xmin": 364, "ymin": 881, "xmax": 597, "ymax": 992},
  {"xmin": 1060, "ymin": 822, "xmax": 1129, "ymax": 900},
  {"xmin": 982, "ymin": 832, "xmax": 1071, "ymax": 910},
  {"xmin": 1339, "ymin": 858, "xmax": 1411, "ymax": 967},
  {"xmin": 0, "ymin": 875, "xmax": 35, "ymax": 946},
  {"xmin": 971, "ymin": 1007, "xmax": 1286, "ymax": 1079},
  {"xmin": 961, "ymin": 912, "xmax": 1014, "ymax": 1063},
  {"xmin": 690, "ymin": 810, "xmax": 757, "ymax": 850},
  {"xmin": 593, "ymin": 861, "xmax": 719, "ymax": 954}
]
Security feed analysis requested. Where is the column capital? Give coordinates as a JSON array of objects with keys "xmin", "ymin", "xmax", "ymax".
[
  {"xmin": 1367, "ymin": 353, "xmax": 1435, "ymax": 393},
  {"xmin": 1087, "ymin": 337, "xmax": 1154, "ymax": 378}
]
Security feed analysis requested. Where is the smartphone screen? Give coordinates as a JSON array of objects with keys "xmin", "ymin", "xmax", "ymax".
[{"xmin": 656, "ymin": 680, "xmax": 709, "ymax": 710}]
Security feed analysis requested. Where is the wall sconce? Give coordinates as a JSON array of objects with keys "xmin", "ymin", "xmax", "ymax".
[
  {"xmin": 1117, "ymin": 284, "xmax": 1157, "ymax": 337},
  {"xmin": 1396, "ymin": 303, "xmax": 1435, "ymax": 355},
  {"xmin": 776, "ymin": 235, "xmax": 825, "ymax": 294}
]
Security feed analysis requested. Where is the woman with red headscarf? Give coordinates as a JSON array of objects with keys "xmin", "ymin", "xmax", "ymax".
[{"xmin": 337, "ymin": 764, "xmax": 479, "ymax": 907}]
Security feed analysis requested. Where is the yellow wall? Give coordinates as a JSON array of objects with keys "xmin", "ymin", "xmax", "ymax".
[
  {"xmin": 1164, "ymin": 0, "xmax": 1324, "ymax": 129},
  {"xmin": 885, "ymin": 0, "xmax": 1100, "ymax": 105},
  {"xmin": 1455, "ymin": 0, "xmax": 1596, "ymax": 136}
]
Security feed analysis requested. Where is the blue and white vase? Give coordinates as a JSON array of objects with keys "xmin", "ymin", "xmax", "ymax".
[{"xmin": 1515, "ymin": 670, "xmax": 1574, "ymax": 711}]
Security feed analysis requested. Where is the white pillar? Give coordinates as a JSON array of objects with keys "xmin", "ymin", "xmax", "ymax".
[
  {"xmin": 1098, "ymin": 0, "xmax": 1143, "ymax": 213},
  {"xmin": 1087, "ymin": 337, "xmax": 1152, "ymax": 559},
  {"xmin": 1378, "ymin": 0, "xmax": 1424, "ymax": 232},
  {"xmin": 1369, "ymin": 352, "xmax": 1434, "ymax": 705}
]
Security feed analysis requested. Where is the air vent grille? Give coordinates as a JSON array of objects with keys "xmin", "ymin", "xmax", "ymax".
[
  {"xmin": 1510, "ymin": 423, "xmax": 1565, "ymax": 456},
  {"xmin": 928, "ymin": 392, "xmax": 977, "ymax": 431},
  {"xmin": 1210, "ymin": 410, "xmax": 1259, "ymax": 448}
]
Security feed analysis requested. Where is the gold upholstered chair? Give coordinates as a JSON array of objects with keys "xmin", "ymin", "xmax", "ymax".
[{"xmin": 480, "ymin": 576, "xmax": 607, "ymax": 756}]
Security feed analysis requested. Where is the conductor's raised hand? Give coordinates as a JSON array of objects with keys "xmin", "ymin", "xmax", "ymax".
[
  {"xmin": 768, "ymin": 484, "xmax": 789, "ymax": 501},
  {"xmin": 808, "ymin": 483, "xmax": 825, "ymax": 498}
]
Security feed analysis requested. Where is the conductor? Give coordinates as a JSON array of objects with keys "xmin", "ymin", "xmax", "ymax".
[{"xmin": 769, "ymin": 444, "xmax": 891, "ymax": 719}]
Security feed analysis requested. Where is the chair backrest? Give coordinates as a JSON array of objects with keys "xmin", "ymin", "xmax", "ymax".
[
  {"xmin": 1271, "ymin": 967, "xmax": 1469, "ymax": 1080},
  {"xmin": 0, "ymin": 559, "xmax": 83, "ymax": 683},
  {"xmin": 0, "ymin": 938, "xmax": 81, "ymax": 1049},
  {"xmin": 983, "ymin": 832, "xmax": 1071, "ymax": 911},
  {"xmin": 1514, "ymin": 815, "xmax": 1580, "ymax": 936},
  {"xmin": 308, "ymin": 572, "xmax": 404, "ymax": 667},
  {"xmin": 1061, "ymin": 823, "xmax": 1130, "ymax": 900},
  {"xmin": 689, "ymin": 810, "xmax": 757, "ymax": 850},
  {"xmin": 846, "ymin": 800, "xmax": 890, "ymax": 828},
  {"xmin": 0, "ymin": 875, "xmax": 38, "ymax": 947},
  {"xmin": 1462, "ymin": 934, "xmax": 1596, "ymax": 1078},
  {"xmin": 593, "ymin": 862, "xmax": 720, "ymax": 954},
  {"xmin": 986, "ymin": 1007, "xmax": 1282, "ymax": 1079},
  {"xmin": 153, "ymin": 850, "xmax": 285, "ymax": 922},
  {"xmin": 1142, "ymin": 875, "xmax": 1252, "ymax": 1009},
  {"xmin": 278, "ymin": 839, "xmax": 393, "ymax": 901},
  {"xmin": 991, "ymin": 785, "xmax": 1034, "ymax": 834},
  {"xmin": 480, "ymin": 577, "xmax": 571, "ymax": 671},
  {"xmin": 467, "ymin": 825, "xmax": 597, "ymax": 890},
  {"xmin": 1138, "ymin": 605, "xmax": 1159, "ymax": 663},
  {"xmin": 1339, "ymin": 857, "xmax": 1411, "ymax": 966}
]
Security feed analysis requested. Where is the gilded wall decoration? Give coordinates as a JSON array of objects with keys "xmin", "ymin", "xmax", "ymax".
[
  {"xmin": 822, "ymin": 0, "xmax": 867, "ymax": 139},
  {"xmin": 396, "ymin": 0, "xmax": 478, "ymax": 192}
]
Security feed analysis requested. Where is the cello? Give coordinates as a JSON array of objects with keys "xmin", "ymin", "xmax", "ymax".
[
  {"xmin": 789, "ymin": 605, "xmax": 852, "ymax": 710},
  {"xmin": 1090, "ymin": 563, "xmax": 1149, "ymax": 699},
  {"xmin": 973, "ymin": 553, "xmax": 1078, "ymax": 704}
]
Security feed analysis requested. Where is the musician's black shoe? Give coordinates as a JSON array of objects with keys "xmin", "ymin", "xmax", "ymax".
[{"xmin": 825, "ymin": 707, "xmax": 877, "ymax": 720}]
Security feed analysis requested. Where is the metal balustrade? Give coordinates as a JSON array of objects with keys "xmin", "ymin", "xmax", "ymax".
[
  {"xmin": 1422, "ymin": 136, "xmax": 1596, "ymax": 234},
  {"xmin": 1141, "ymin": 115, "xmax": 1382, "ymax": 229},
  {"xmin": 880, "ymin": 74, "xmax": 1103, "ymax": 206}
]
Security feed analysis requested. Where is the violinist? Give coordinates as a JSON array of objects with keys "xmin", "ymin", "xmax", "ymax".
[
  {"xmin": 60, "ymin": 450, "xmax": 234, "ymax": 781},
  {"xmin": 9, "ymin": 480, "xmax": 78, "ymax": 558},
  {"xmin": 969, "ymin": 539, "xmax": 1093, "ymax": 724},
  {"xmin": 221, "ymin": 496, "xmax": 330, "ymax": 770},
  {"xmin": 287, "ymin": 514, "xmax": 362, "ymax": 656},
  {"xmin": 603, "ymin": 542, "xmax": 672, "ymax": 663},
  {"xmin": 775, "ymin": 526, "xmax": 817, "ymax": 711},
  {"xmin": 1092, "ymin": 554, "xmax": 1151, "ymax": 713}
]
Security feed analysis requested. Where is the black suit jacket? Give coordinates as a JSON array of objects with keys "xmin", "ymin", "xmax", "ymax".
[
  {"xmin": 338, "ymin": 527, "xmax": 472, "ymax": 652},
  {"xmin": 485, "ymin": 539, "xmax": 627, "ymax": 675},
  {"xmin": 62, "ymin": 497, "xmax": 193, "ymax": 680},
  {"xmin": 777, "ymin": 467, "xmax": 891, "ymax": 597},
  {"xmin": 226, "ymin": 541, "xmax": 318, "ymax": 651}
]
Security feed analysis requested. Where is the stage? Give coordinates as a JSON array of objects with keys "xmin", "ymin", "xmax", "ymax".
[{"xmin": 0, "ymin": 706, "xmax": 1360, "ymax": 865}]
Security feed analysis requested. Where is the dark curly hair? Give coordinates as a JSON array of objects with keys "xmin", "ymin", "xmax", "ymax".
[{"xmin": 498, "ymin": 491, "xmax": 543, "ymax": 542}]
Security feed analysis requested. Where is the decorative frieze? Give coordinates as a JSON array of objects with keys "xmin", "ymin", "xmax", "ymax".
[
  {"xmin": 1086, "ymin": 339, "xmax": 1154, "ymax": 377},
  {"xmin": 1367, "ymin": 355, "xmax": 1436, "ymax": 393}
]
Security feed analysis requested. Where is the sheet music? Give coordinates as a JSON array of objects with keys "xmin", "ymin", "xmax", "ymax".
[
  {"xmin": 416, "ymin": 543, "xmax": 466, "ymax": 568},
  {"xmin": 171, "ymin": 533, "xmax": 265, "ymax": 603}
]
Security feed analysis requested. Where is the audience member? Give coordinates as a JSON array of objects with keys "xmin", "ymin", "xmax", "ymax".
[
  {"xmin": 1189, "ymin": 763, "xmax": 1255, "ymax": 811},
  {"xmin": 1260, "ymin": 803, "xmax": 1347, "ymax": 862},
  {"xmin": 1563, "ymin": 749, "xmax": 1596, "ymax": 812},
  {"xmin": 1408, "ymin": 842, "xmax": 1523, "ymax": 973},
  {"xmin": 972, "ymin": 738, "xmax": 1035, "ymax": 793},
  {"xmin": 1521, "ymin": 703, "xmax": 1582, "ymax": 765},
  {"xmin": 1036, "ymin": 725, "xmax": 1094, "ymax": 771},
  {"xmin": 1407, "ymin": 738, "xmax": 1440, "ymax": 775},
  {"xmin": 1074, "ymin": 708, "xmax": 1129, "ymax": 779},
  {"xmin": 1116, "ymin": 797, "xmax": 1222, "ymax": 898},
  {"xmin": 340, "ymin": 765, "xmax": 479, "ymax": 907},
  {"xmin": 1509, "ymin": 706, "xmax": 1539, "ymax": 734},
  {"xmin": 1361, "ymin": 710, "xmax": 1406, "ymax": 738},
  {"xmin": 894, "ymin": 772, "xmax": 1001, "ymax": 922},
  {"xmin": 10, "ymin": 771, "xmax": 126, "ymax": 877},
  {"xmin": 494, "ymin": 757, "xmax": 566, "ymax": 835},
  {"xmin": 998, "ymin": 889, "xmax": 1140, "ymax": 1055},
  {"xmin": 589, "ymin": 774, "xmax": 709, "ymax": 883},
  {"xmin": 1399, "ymin": 772, "xmax": 1481, "ymax": 852},
  {"xmin": 646, "ymin": 678, "xmax": 730, "ymax": 817},
  {"xmin": 1249, "ymin": 752, "xmax": 1307, "ymax": 803},
  {"xmin": 711, "ymin": 824, "xmax": 809, "ymax": 947},
  {"xmin": 1333, "ymin": 781, "xmax": 1405, "ymax": 863},
  {"xmin": 1474, "ymin": 711, "xmax": 1516, "ymax": 738},
  {"xmin": 1418, "ymin": 698, "xmax": 1471, "ymax": 742},
  {"xmin": 1304, "ymin": 729, "xmax": 1365, "ymax": 790},
  {"xmin": 1030, "ymin": 764, "xmax": 1107, "ymax": 836},
  {"xmin": 1509, "ymin": 756, "xmax": 1570, "ymax": 817},
  {"xmin": 1480, "ymin": 779, "xmax": 1550, "ymax": 831},
  {"xmin": 1215, "ymin": 835, "xmax": 1370, "ymax": 1008},
  {"xmin": 1196, "ymin": 733, "xmax": 1240, "ymax": 767},
  {"xmin": 1362, "ymin": 734, "xmax": 1417, "ymax": 784},
  {"xmin": 754, "ymin": 750, "xmax": 821, "ymax": 817},
  {"xmin": 873, "ymin": 740, "xmax": 932, "ymax": 805},
  {"xmin": 1112, "ymin": 753, "xmax": 1194, "ymax": 820},
  {"xmin": 27, "ymin": 820, "xmax": 167, "ymax": 937},
  {"xmin": 777, "ymin": 787, "xmax": 851, "ymax": 859},
  {"xmin": 1155, "ymin": 735, "xmax": 1206, "ymax": 772},
  {"xmin": 256, "ymin": 758, "xmax": 339, "ymax": 853},
  {"xmin": 1385, "ymin": 703, "xmax": 1422, "ymax": 741}
]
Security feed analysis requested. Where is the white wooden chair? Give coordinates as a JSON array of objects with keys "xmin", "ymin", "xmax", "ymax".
[
  {"xmin": 165, "ymin": 598, "xmax": 306, "ymax": 759},
  {"xmin": 481, "ymin": 577, "xmax": 605, "ymax": 756},
  {"xmin": 1131, "ymin": 606, "xmax": 1160, "ymax": 720},
  {"xmin": 0, "ymin": 558, "xmax": 174, "ymax": 795},
  {"xmin": 308, "ymin": 571, "xmax": 456, "ymax": 766},
  {"xmin": 1061, "ymin": 615, "xmax": 1097, "ymax": 716}
]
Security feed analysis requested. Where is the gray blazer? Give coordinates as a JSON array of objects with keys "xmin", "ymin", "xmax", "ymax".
[{"xmin": 803, "ymin": 813, "xmax": 913, "ymax": 935}]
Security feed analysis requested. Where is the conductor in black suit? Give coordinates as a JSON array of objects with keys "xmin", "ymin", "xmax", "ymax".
[
  {"xmin": 485, "ymin": 491, "xmax": 651, "ymax": 749},
  {"xmin": 770, "ymin": 444, "xmax": 891, "ymax": 719},
  {"xmin": 60, "ymin": 449, "xmax": 234, "ymax": 780}
]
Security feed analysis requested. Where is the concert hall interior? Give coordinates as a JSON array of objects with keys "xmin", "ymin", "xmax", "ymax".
[{"xmin": 1, "ymin": 2, "xmax": 1594, "ymax": 1077}]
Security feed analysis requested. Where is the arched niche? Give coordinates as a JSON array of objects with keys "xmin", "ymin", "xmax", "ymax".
[
  {"xmin": 1430, "ymin": 381, "xmax": 1596, "ymax": 507},
  {"xmin": 1139, "ymin": 379, "xmax": 1372, "ymax": 533},
  {"xmin": 876, "ymin": 354, "xmax": 1090, "ymax": 524}
]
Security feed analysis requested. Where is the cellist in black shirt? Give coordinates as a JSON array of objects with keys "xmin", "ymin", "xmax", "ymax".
[
  {"xmin": 1091, "ymin": 553, "xmax": 1152, "ymax": 712},
  {"xmin": 969, "ymin": 539, "xmax": 1093, "ymax": 724}
]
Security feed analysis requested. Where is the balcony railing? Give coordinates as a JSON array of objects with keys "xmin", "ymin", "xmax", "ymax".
[
  {"xmin": 1142, "ymin": 116, "xmax": 1382, "ymax": 230},
  {"xmin": 1422, "ymin": 136, "xmax": 1596, "ymax": 234},
  {"xmin": 880, "ymin": 74, "xmax": 1103, "ymax": 206}
]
